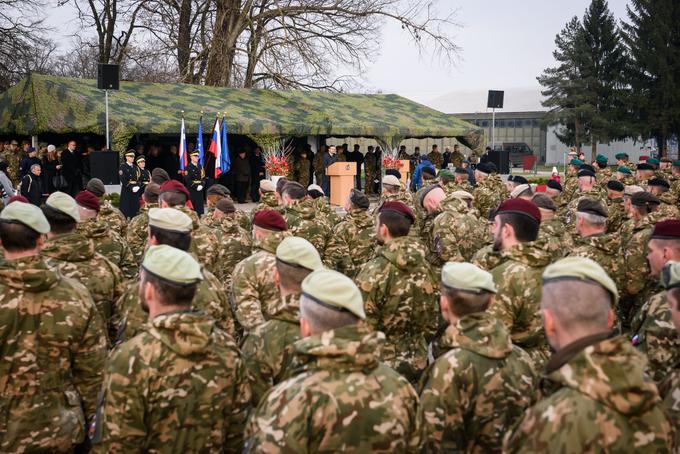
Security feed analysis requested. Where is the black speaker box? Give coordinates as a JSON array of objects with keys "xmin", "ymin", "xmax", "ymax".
[
  {"xmin": 485, "ymin": 149, "xmax": 510, "ymax": 174},
  {"xmin": 98, "ymin": 64, "xmax": 120, "ymax": 90},
  {"xmin": 487, "ymin": 90, "xmax": 504, "ymax": 109},
  {"xmin": 90, "ymin": 151, "xmax": 120, "ymax": 184}
]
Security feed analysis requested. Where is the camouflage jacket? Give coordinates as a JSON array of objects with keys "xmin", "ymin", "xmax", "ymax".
[
  {"xmin": 488, "ymin": 174, "xmax": 509, "ymax": 201},
  {"xmin": 126, "ymin": 202, "xmax": 158, "ymax": 264},
  {"xmin": 569, "ymin": 233, "xmax": 625, "ymax": 298},
  {"xmin": 93, "ymin": 310, "xmax": 251, "ymax": 454},
  {"xmin": 364, "ymin": 151, "xmax": 378, "ymax": 175},
  {"xmin": 284, "ymin": 198, "xmax": 332, "ymax": 262},
  {"xmin": 504, "ymin": 335, "xmax": 673, "ymax": 453},
  {"xmin": 490, "ymin": 242, "xmax": 552, "ymax": 370},
  {"xmin": 596, "ymin": 166, "xmax": 613, "ymax": 186},
  {"xmin": 427, "ymin": 151, "xmax": 443, "ymax": 169},
  {"xmin": 659, "ymin": 363, "xmax": 680, "ymax": 451},
  {"xmin": 607, "ymin": 197, "xmax": 626, "ymax": 233},
  {"xmin": 326, "ymin": 208, "xmax": 376, "ymax": 278},
  {"xmin": 656, "ymin": 191, "xmax": 680, "ymax": 221},
  {"xmin": 203, "ymin": 206, "xmax": 251, "ymax": 231},
  {"xmin": 231, "ymin": 230, "xmax": 288, "ymax": 331},
  {"xmin": 418, "ymin": 312, "xmax": 537, "ymax": 453},
  {"xmin": 0, "ymin": 255, "xmax": 107, "ymax": 453},
  {"xmin": 209, "ymin": 215, "xmax": 252, "ymax": 288},
  {"xmin": 431, "ymin": 196, "xmax": 487, "ymax": 267},
  {"xmin": 114, "ymin": 266, "xmax": 234, "ymax": 343},
  {"xmin": 293, "ymin": 156, "xmax": 311, "ymax": 186},
  {"xmin": 99, "ymin": 200, "xmax": 128, "ymax": 237},
  {"xmin": 562, "ymin": 188, "xmax": 607, "ymax": 225},
  {"xmin": 176, "ymin": 205, "xmax": 219, "ymax": 272},
  {"xmin": 251, "ymin": 192, "xmax": 282, "ymax": 217},
  {"xmin": 240, "ymin": 293, "xmax": 301, "ymax": 405},
  {"xmin": 355, "ymin": 235, "xmax": 439, "ymax": 382},
  {"xmin": 313, "ymin": 196, "xmax": 340, "ymax": 225},
  {"xmin": 560, "ymin": 174, "xmax": 579, "ymax": 204},
  {"xmin": 472, "ymin": 243, "xmax": 503, "ymax": 271},
  {"xmin": 630, "ymin": 290, "xmax": 680, "ymax": 384},
  {"xmin": 77, "ymin": 217, "xmax": 137, "ymax": 280},
  {"xmin": 42, "ymin": 232, "xmax": 123, "ymax": 333},
  {"xmin": 442, "ymin": 180, "xmax": 474, "ymax": 196},
  {"xmin": 244, "ymin": 323, "xmax": 420, "ymax": 453},
  {"xmin": 473, "ymin": 177, "xmax": 503, "ymax": 220},
  {"xmin": 535, "ymin": 216, "xmax": 571, "ymax": 261}
]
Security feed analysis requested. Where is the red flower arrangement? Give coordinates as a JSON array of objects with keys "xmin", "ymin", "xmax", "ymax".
[
  {"xmin": 265, "ymin": 155, "xmax": 289, "ymax": 176},
  {"xmin": 383, "ymin": 156, "xmax": 401, "ymax": 169}
]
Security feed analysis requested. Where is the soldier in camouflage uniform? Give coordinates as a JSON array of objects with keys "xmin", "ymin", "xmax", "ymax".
[
  {"xmin": 313, "ymin": 145, "xmax": 326, "ymax": 186},
  {"xmin": 427, "ymin": 144, "xmax": 443, "ymax": 169},
  {"xmin": 658, "ymin": 263, "xmax": 680, "ymax": 451},
  {"xmin": 126, "ymin": 183, "xmax": 160, "ymax": 264},
  {"xmin": 648, "ymin": 177, "xmax": 680, "ymax": 220},
  {"xmin": 616, "ymin": 165, "xmax": 636, "ymax": 186},
  {"xmin": 307, "ymin": 184, "xmax": 340, "ymax": 225},
  {"xmin": 202, "ymin": 184, "xmax": 251, "ymax": 232},
  {"xmin": 355, "ymin": 201, "xmax": 439, "ymax": 382},
  {"xmin": 637, "ymin": 162, "xmax": 656, "ymax": 185},
  {"xmin": 418, "ymin": 263, "xmax": 537, "ymax": 452},
  {"xmin": 2, "ymin": 140, "xmax": 21, "ymax": 184},
  {"xmin": 281, "ymin": 182, "xmax": 332, "ymax": 263},
  {"xmin": 114, "ymin": 208, "xmax": 235, "ymax": 343},
  {"xmin": 562, "ymin": 167, "xmax": 607, "ymax": 226},
  {"xmin": 208, "ymin": 198, "xmax": 251, "ymax": 288},
  {"xmin": 326, "ymin": 189, "xmax": 376, "ymax": 277},
  {"xmin": 504, "ymin": 257, "xmax": 673, "ymax": 453},
  {"xmin": 241, "ymin": 237, "xmax": 323, "ymax": 405},
  {"xmin": 489, "ymin": 198, "xmax": 552, "ymax": 370},
  {"xmin": 606, "ymin": 179, "xmax": 626, "ymax": 233},
  {"xmin": 0, "ymin": 201, "xmax": 107, "ymax": 453},
  {"xmin": 363, "ymin": 145, "xmax": 378, "ymax": 195},
  {"xmin": 232, "ymin": 209, "xmax": 289, "ymax": 331},
  {"xmin": 293, "ymin": 147, "xmax": 312, "ymax": 186},
  {"xmin": 560, "ymin": 158, "xmax": 583, "ymax": 205},
  {"xmin": 93, "ymin": 245, "xmax": 251, "ymax": 453},
  {"xmin": 628, "ymin": 221, "xmax": 680, "ymax": 383},
  {"xmin": 244, "ymin": 269, "xmax": 420, "ymax": 452},
  {"xmin": 616, "ymin": 152, "xmax": 636, "ymax": 173},
  {"xmin": 41, "ymin": 192, "xmax": 123, "ymax": 337},
  {"xmin": 251, "ymin": 179, "xmax": 282, "ymax": 216},
  {"xmin": 532, "ymin": 193, "xmax": 571, "ymax": 261},
  {"xmin": 449, "ymin": 144, "xmax": 465, "ymax": 168},
  {"xmin": 472, "ymin": 163, "xmax": 503, "ymax": 220},
  {"xmin": 75, "ymin": 190, "xmax": 137, "ymax": 280},
  {"xmin": 669, "ymin": 160, "xmax": 680, "ymax": 195},
  {"xmin": 595, "ymin": 154, "xmax": 613, "ymax": 186},
  {"xmin": 86, "ymin": 178, "xmax": 128, "ymax": 237}
]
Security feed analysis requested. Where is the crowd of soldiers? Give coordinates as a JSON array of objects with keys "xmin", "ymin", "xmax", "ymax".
[{"xmin": 0, "ymin": 147, "xmax": 679, "ymax": 453}]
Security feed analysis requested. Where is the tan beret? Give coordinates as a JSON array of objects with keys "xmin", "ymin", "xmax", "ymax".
[
  {"xmin": 142, "ymin": 244, "xmax": 202, "ymax": 285},
  {"xmin": 382, "ymin": 175, "xmax": 401, "ymax": 187},
  {"xmin": 148, "ymin": 207, "xmax": 192, "ymax": 233},
  {"xmin": 260, "ymin": 180, "xmax": 276, "ymax": 193},
  {"xmin": 543, "ymin": 256, "xmax": 619, "ymax": 304},
  {"xmin": 0, "ymin": 202, "xmax": 50, "ymax": 234},
  {"xmin": 441, "ymin": 262, "xmax": 497, "ymax": 293},
  {"xmin": 301, "ymin": 269, "xmax": 365, "ymax": 319},
  {"xmin": 276, "ymin": 236, "xmax": 323, "ymax": 271},
  {"xmin": 45, "ymin": 192, "xmax": 80, "ymax": 222},
  {"xmin": 451, "ymin": 190, "xmax": 474, "ymax": 200}
]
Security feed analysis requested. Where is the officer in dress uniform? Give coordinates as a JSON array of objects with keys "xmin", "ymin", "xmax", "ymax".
[
  {"xmin": 184, "ymin": 151, "xmax": 205, "ymax": 216},
  {"xmin": 137, "ymin": 155, "xmax": 151, "ymax": 193},
  {"xmin": 119, "ymin": 150, "xmax": 141, "ymax": 218}
]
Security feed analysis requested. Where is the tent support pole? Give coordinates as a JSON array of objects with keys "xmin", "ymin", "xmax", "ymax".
[
  {"xmin": 105, "ymin": 89, "xmax": 110, "ymax": 150},
  {"xmin": 491, "ymin": 108, "xmax": 495, "ymax": 150}
]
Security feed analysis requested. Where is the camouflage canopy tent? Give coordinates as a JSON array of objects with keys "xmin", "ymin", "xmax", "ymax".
[{"xmin": 0, "ymin": 73, "xmax": 483, "ymax": 153}]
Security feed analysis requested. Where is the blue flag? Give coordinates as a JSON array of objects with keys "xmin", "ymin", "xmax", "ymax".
[
  {"xmin": 220, "ymin": 116, "xmax": 231, "ymax": 174},
  {"xmin": 196, "ymin": 116, "xmax": 205, "ymax": 167}
]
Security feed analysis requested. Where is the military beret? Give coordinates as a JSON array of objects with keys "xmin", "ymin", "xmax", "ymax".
[
  {"xmin": 349, "ymin": 189, "xmax": 370, "ymax": 210},
  {"xmin": 438, "ymin": 169, "xmax": 455, "ymax": 182},
  {"xmin": 190, "ymin": 151, "xmax": 199, "ymax": 157},
  {"xmin": 496, "ymin": 198, "xmax": 541, "ymax": 223},
  {"xmin": 532, "ymin": 193, "xmax": 556, "ymax": 211},
  {"xmin": 419, "ymin": 184, "xmax": 442, "ymax": 208},
  {"xmin": 451, "ymin": 190, "xmax": 474, "ymax": 201},
  {"xmin": 159, "ymin": 180, "xmax": 190, "ymax": 198},
  {"xmin": 307, "ymin": 184, "xmax": 324, "ymax": 195},
  {"xmin": 512, "ymin": 175, "xmax": 529, "ymax": 185},
  {"xmin": 441, "ymin": 262, "xmax": 497, "ymax": 294},
  {"xmin": 579, "ymin": 164, "xmax": 596, "ymax": 173},
  {"xmin": 624, "ymin": 185, "xmax": 644, "ymax": 197},
  {"xmin": 547, "ymin": 179, "xmax": 563, "ymax": 192},
  {"xmin": 475, "ymin": 163, "xmax": 492, "ymax": 174},
  {"xmin": 148, "ymin": 207, "xmax": 192, "ymax": 233},
  {"xmin": 577, "ymin": 198, "xmax": 608, "ymax": 218},
  {"xmin": 648, "ymin": 178, "xmax": 670, "ymax": 189},
  {"xmin": 615, "ymin": 153, "xmax": 629, "ymax": 160},
  {"xmin": 86, "ymin": 178, "xmax": 106, "ymax": 197},
  {"xmin": 206, "ymin": 184, "xmax": 230, "ymax": 197},
  {"xmin": 379, "ymin": 201, "xmax": 415, "ymax": 223},
  {"xmin": 647, "ymin": 157, "xmax": 660, "ymax": 166},
  {"xmin": 673, "ymin": 160, "xmax": 680, "ymax": 168},
  {"xmin": 543, "ymin": 256, "xmax": 619, "ymax": 304},
  {"xmin": 151, "ymin": 168, "xmax": 170, "ymax": 185},
  {"xmin": 215, "ymin": 198, "xmax": 235, "ymax": 214},
  {"xmin": 596, "ymin": 154, "xmax": 608, "ymax": 164},
  {"xmin": 75, "ymin": 190, "xmax": 101, "ymax": 212},
  {"xmin": 260, "ymin": 179, "xmax": 276, "ymax": 193},
  {"xmin": 577, "ymin": 169, "xmax": 596, "ymax": 178},
  {"xmin": 277, "ymin": 236, "xmax": 323, "ymax": 271},
  {"xmin": 45, "ymin": 192, "xmax": 80, "ymax": 222},
  {"xmin": 606, "ymin": 180, "xmax": 624, "ymax": 192},
  {"xmin": 454, "ymin": 167, "xmax": 468, "ymax": 175},
  {"xmin": 0, "ymin": 201, "xmax": 50, "ymax": 234},
  {"xmin": 135, "ymin": 155, "xmax": 145, "ymax": 163},
  {"xmin": 385, "ymin": 169, "xmax": 402, "ymax": 180},
  {"xmin": 660, "ymin": 261, "xmax": 680, "ymax": 290},
  {"xmin": 253, "ymin": 209, "xmax": 287, "ymax": 231},
  {"xmin": 637, "ymin": 163, "xmax": 654, "ymax": 171},
  {"xmin": 631, "ymin": 191, "xmax": 660, "ymax": 207},
  {"xmin": 142, "ymin": 244, "xmax": 203, "ymax": 285},
  {"xmin": 301, "ymin": 269, "xmax": 365, "ymax": 319},
  {"xmin": 8, "ymin": 195, "xmax": 28, "ymax": 204},
  {"xmin": 507, "ymin": 175, "xmax": 515, "ymax": 182},
  {"xmin": 570, "ymin": 159, "xmax": 584, "ymax": 166},
  {"xmin": 651, "ymin": 220, "xmax": 680, "ymax": 240},
  {"xmin": 421, "ymin": 166, "xmax": 436, "ymax": 178},
  {"xmin": 382, "ymin": 175, "xmax": 401, "ymax": 187},
  {"xmin": 124, "ymin": 150, "xmax": 135, "ymax": 157},
  {"xmin": 616, "ymin": 166, "xmax": 632, "ymax": 175},
  {"xmin": 510, "ymin": 184, "xmax": 532, "ymax": 199},
  {"xmin": 661, "ymin": 157, "xmax": 672, "ymax": 163}
]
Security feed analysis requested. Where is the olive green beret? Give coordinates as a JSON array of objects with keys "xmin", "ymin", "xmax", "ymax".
[
  {"xmin": 543, "ymin": 256, "xmax": 619, "ymax": 304},
  {"xmin": 661, "ymin": 261, "xmax": 680, "ymax": 290},
  {"xmin": 570, "ymin": 159, "xmax": 584, "ymax": 166},
  {"xmin": 148, "ymin": 208, "xmax": 192, "ymax": 233},
  {"xmin": 301, "ymin": 269, "xmax": 365, "ymax": 319},
  {"xmin": 673, "ymin": 160, "xmax": 680, "ymax": 168},
  {"xmin": 276, "ymin": 236, "xmax": 323, "ymax": 271},
  {"xmin": 45, "ymin": 192, "xmax": 80, "ymax": 222},
  {"xmin": 595, "ymin": 154, "xmax": 608, "ymax": 164},
  {"xmin": 616, "ymin": 166, "xmax": 632, "ymax": 175},
  {"xmin": 438, "ymin": 169, "xmax": 455, "ymax": 181},
  {"xmin": 0, "ymin": 202, "xmax": 50, "ymax": 234},
  {"xmin": 141, "ymin": 244, "xmax": 203, "ymax": 285},
  {"xmin": 441, "ymin": 262, "xmax": 497, "ymax": 294}
]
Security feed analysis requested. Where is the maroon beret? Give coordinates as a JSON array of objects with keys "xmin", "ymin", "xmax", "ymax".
[
  {"xmin": 75, "ymin": 190, "xmax": 101, "ymax": 212},
  {"xmin": 496, "ymin": 198, "xmax": 542, "ymax": 223},
  {"xmin": 651, "ymin": 220, "xmax": 680, "ymax": 240},
  {"xmin": 379, "ymin": 201, "xmax": 415, "ymax": 223},
  {"xmin": 8, "ymin": 195, "xmax": 28, "ymax": 205},
  {"xmin": 253, "ymin": 209, "xmax": 287, "ymax": 231},
  {"xmin": 159, "ymin": 180, "xmax": 190, "ymax": 198}
]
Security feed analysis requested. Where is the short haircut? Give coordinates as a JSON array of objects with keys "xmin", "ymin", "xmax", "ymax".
[
  {"xmin": 597, "ymin": 162, "xmax": 607, "ymax": 169},
  {"xmin": 30, "ymin": 164, "xmax": 41, "ymax": 171},
  {"xmin": 141, "ymin": 269, "xmax": 197, "ymax": 307},
  {"xmin": 299, "ymin": 295, "xmax": 360, "ymax": 333},
  {"xmin": 497, "ymin": 212, "xmax": 539, "ymax": 242},
  {"xmin": 441, "ymin": 286, "xmax": 493, "ymax": 317},
  {"xmin": 149, "ymin": 225, "xmax": 192, "ymax": 251},
  {"xmin": 276, "ymin": 259, "xmax": 313, "ymax": 292},
  {"xmin": 0, "ymin": 221, "xmax": 41, "ymax": 252},
  {"xmin": 378, "ymin": 210, "xmax": 412, "ymax": 237},
  {"xmin": 576, "ymin": 211, "xmax": 607, "ymax": 228},
  {"xmin": 281, "ymin": 182, "xmax": 306, "ymax": 200},
  {"xmin": 144, "ymin": 190, "xmax": 159, "ymax": 204},
  {"xmin": 541, "ymin": 280, "xmax": 611, "ymax": 332},
  {"xmin": 650, "ymin": 238, "xmax": 680, "ymax": 256},
  {"xmin": 159, "ymin": 191, "xmax": 187, "ymax": 207},
  {"xmin": 42, "ymin": 205, "xmax": 77, "ymax": 234},
  {"xmin": 276, "ymin": 177, "xmax": 289, "ymax": 194},
  {"xmin": 308, "ymin": 189, "xmax": 324, "ymax": 199}
]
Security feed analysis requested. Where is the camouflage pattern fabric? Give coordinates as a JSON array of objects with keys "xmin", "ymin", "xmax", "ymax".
[
  {"xmin": 449, "ymin": 150, "xmax": 464, "ymax": 168},
  {"xmin": 568, "ymin": 233, "xmax": 625, "ymax": 301},
  {"xmin": 364, "ymin": 151, "xmax": 378, "ymax": 195},
  {"xmin": 240, "ymin": 293, "xmax": 300, "ymax": 406},
  {"xmin": 283, "ymin": 198, "xmax": 332, "ymax": 264},
  {"xmin": 231, "ymin": 230, "xmax": 288, "ymax": 331},
  {"xmin": 560, "ymin": 174, "xmax": 579, "ymax": 205},
  {"xmin": 487, "ymin": 174, "xmax": 509, "ymax": 201},
  {"xmin": 596, "ymin": 166, "xmax": 613, "ymax": 186},
  {"xmin": 176, "ymin": 205, "xmax": 219, "ymax": 272},
  {"xmin": 243, "ymin": 323, "xmax": 420, "ymax": 453},
  {"xmin": 473, "ymin": 178, "xmax": 503, "ymax": 220},
  {"xmin": 313, "ymin": 196, "xmax": 340, "ymax": 225},
  {"xmin": 418, "ymin": 312, "xmax": 537, "ymax": 452},
  {"xmin": 535, "ymin": 216, "xmax": 571, "ymax": 261},
  {"xmin": 0, "ymin": 255, "xmax": 107, "ymax": 453},
  {"xmin": 355, "ymin": 236, "xmax": 439, "ymax": 382},
  {"xmin": 99, "ymin": 200, "xmax": 128, "ymax": 237},
  {"xmin": 504, "ymin": 336, "xmax": 673, "ymax": 453},
  {"xmin": 2, "ymin": 149, "xmax": 21, "ymax": 184},
  {"xmin": 207, "ymin": 215, "xmax": 252, "ymax": 289},
  {"xmin": 430, "ymin": 196, "xmax": 487, "ymax": 267},
  {"xmin": 607, "ymin": 197, "xmax": 626, "ymax": 233},
  {"xmin": 656, "ymin": 191, "xmax": 680, "ymax": 220},
  {"xmin": 326, "ymin": 208, "xmax": 376, "ymax": 278},
  {"xmin": 427, "ymin": 151, "xmax": 443, "ymax": 169},
  {"xmin": 313, "ymin": 151, "xmax": 324, "ymax": 185},
  {"xmin": 490, "ymin": 242, "xmax": 552, "ymax": 370},
  {"xmin": 293, "ymin": 155, "xmax": 311, "ymax": 186},
  {"xmin": 630, "ymin": 290, "xmax": 680, "ymax": 384},
  {"xmin": 251, "ymin": 192, "xmax": 283, "ymax": 217},
  {"xmin": 126, "ymin": 202, "xmax": 158, "ymax": 264},
  {"xmin": 562, "ymin": 188, "xmax": 607, "ymax": 226},
  {"xmin": 93, "ymin": 310, "xmax": 251, "ymax": 453},
  {"xmin": 77, "ymin": 217, "xmax": 137, "ymax": 280},
  {"xmin": 442, "ymin": 180, "xmax": 474, "ymax": 196},
  {"xmin": 659, "ymin": 363, "xmax": 680, "ymax": 451},
  {"xmin": 472, "ymin": 244, "xmax": 503, "ymax": 272}
]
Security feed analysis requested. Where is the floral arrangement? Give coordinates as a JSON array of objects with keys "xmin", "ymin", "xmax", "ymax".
[
  {"xmin": 382, "ymin": 155, "xmax": 401, "ymax": 170},
  {"xmin": 263, "ymin": 139, "xmax": 294, "ymax": 177}
]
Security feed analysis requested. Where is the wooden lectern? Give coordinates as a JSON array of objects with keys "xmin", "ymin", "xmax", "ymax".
[
  {"xmin": 397, "ymin": 160, "xmax": 410, "ymax": 186},
  {"xmin": 327, "ymin": 162, "xmax": 357, "ymax": 206}
]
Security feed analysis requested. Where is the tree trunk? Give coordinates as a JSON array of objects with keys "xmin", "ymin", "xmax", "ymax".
[
  {"xmin": 574, "ymin": 117, "xmax": 581, "ymax": 154},
  {"xmin": 591, "ymin": 136, "xmax": 597, "ymax": 163},
  {"xmin": 204, "ymin": 0, "xmax": 243, "ymax": 86},
  {"xmin": 177, "ymin": 0, "xmax": 192, "ymax": 83}
]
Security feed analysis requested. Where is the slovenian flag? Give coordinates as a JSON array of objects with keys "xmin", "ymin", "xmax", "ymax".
[
  {"xmin": 196, "ymin": 116, "xmax": 205, "ymax": 167},
  {"xmin": 208, "ymin": 116, "xmax": 221, "ymax": 177},
  {"xmin": 219, "ymin": 116, "xmax": 231, "ymax": 177},
  {"xmin": 179, "ymin": 117, "xmax": 187, "ymax": 171}
]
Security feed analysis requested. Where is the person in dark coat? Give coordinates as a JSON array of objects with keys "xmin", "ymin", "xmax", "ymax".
[
  {"xmin": 60, "ymin": 140, "xmax": 82, "ymax": 196},
  {"xmin": 232, "ymin": 150, "xmax": 251, "ymax": 203},
  {"xmin": 322, "ymin": 145, "xmax": 338, "ymax": 196},
  {"xmin": 164, "ymin": 145, "xmax": 181, "ymax": 181},
  {"xmin": 184, "ymin": 151, "xmax": 205, "ymax": 216},
  {"xmin": 249, "ymin": 147, "xmax": 266, "ymax": 202},
  {"xmin": 119, "ymin": 150, "xmax": 141, "ymax": 218},
  {"xmin": 20, "ymin": 163, "xmax": 42, "ymax": 206},
  {"xmin": 41, "ymin": 145, "xmax": 61, "ymax": 194},
  {"xmin": 19, "ymin": 147, "xmax": 41, "ymax": 180},
  {"xmin": 137, "ymin": 155, "xmax": 151, "ymax": 193}
]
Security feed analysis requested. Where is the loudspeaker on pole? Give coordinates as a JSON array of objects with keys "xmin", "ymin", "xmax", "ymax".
[{"xmin": 97, "ymin": 64, "xmax": 120, "ymax": 90}]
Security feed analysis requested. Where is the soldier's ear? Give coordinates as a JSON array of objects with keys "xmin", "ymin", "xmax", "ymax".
[
  {"xmin": 300, "ymin": 318, "xmax": 312, "ymax": 338},
  {"xmin": 272, "ymin": 267, "xmax": 280, "ymax": 288}
]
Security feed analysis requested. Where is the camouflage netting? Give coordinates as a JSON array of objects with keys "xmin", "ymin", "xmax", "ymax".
[{"xmin": 0, "ymin": 73, "xmax": 484, "ymax": 154}]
